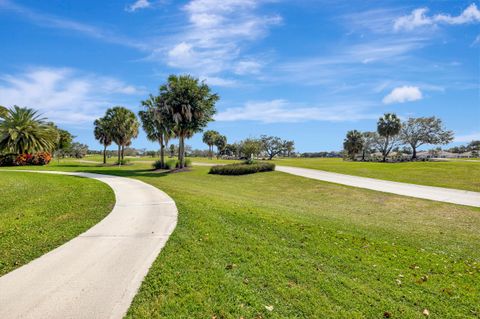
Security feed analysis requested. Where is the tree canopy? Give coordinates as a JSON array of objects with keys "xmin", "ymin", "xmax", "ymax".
[
  {"xmin": 343, "ymin": 130, "xmax": 364, "ymax": 160},
  {"xmin": 159, "ymin": 75, "xmax": 218, "ymax": 167},
  {"xmin": 0, "ymin": 106, "xmax": 57, "ymax": 154},
  {"xmin": 401, "ymin": 117, "xmax": 454, "ymax": 159}
]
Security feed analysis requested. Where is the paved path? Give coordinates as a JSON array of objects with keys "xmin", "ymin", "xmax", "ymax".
[
  {"xmin": 275, "ymin": 166, "xmax": 480, "ymax": 207},
  {"xmin": 0, "ymin": 170, "xmax": 177, "ymax": 319},
  {"xmin": 191, "ymin": 162, "xmax": 480, "ymax": 207}
]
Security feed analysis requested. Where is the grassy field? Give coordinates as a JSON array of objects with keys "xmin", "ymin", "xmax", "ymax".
[
  {"xmin": 4, "ymin": 160, "xmax": 478, "ymax": 318},
  {"xmin": 0, "ymin": 171, "xmax": 115, "ymax": 276},
  {"xmin": 271, "ymin": 158, "xmax": 480, "ymax": 192},
  {"xmin": 126, "ymin": 166, "xmax": 479, "ymax": 318}
]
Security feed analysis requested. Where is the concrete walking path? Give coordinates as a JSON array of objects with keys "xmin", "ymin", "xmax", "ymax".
[
  {"xmin": 275, "ymin": 166, "xmax": 480, "ymax": 207},
  {"xmin": 0, "ymin": 170, "xmax": 177, "ymax": 319}
]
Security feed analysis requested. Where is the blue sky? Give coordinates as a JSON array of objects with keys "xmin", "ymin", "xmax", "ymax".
[{"xmin": 0, "ymin": 0, "xmax": 479, "ymax": 152}]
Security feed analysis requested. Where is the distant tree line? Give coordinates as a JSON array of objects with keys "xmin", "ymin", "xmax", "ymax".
[
  {"xmin": 200, "ymin": 133, "xmax": 295, "ymax": 160},
  {"xmin": 343, "ymin": 113, "xmax": 454, "ymax": 162}
]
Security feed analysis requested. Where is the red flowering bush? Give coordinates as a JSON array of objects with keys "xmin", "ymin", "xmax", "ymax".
[
  {"xmin": 11, "ymin": 152, "xmax": 52, "ymax": 166},
  {"xmin": 14, "ymin": 153, "xmax": 33, "ymax": 166},
  {"xmin": 31, "ymin": 152, "xmax": 52, "ymax": 165}
]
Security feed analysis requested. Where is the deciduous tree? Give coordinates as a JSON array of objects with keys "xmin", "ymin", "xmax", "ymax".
[{"xmin": 401, "ymin": 117, "xmax": 453, "ymax": 159}]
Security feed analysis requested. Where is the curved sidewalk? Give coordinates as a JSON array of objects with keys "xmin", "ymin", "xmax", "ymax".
[
  {"xmin": 276, "ymin": 166, "xmax": 480, "ymax": 207},
  {"xmin": 0, "ymin": 171, "xmax": 177, "ymax": 319}
]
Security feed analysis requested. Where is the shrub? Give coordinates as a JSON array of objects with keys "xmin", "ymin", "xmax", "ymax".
[
  {"xmin": 0, "ymin": 154, "xmax": 16, "ymax": 167},
  {"xmin": 153, "ymin": 160, "xmax": 165, "ymax": 169},
  {"xmin": 209, "ymin": 162, "xmax": 275, "ymax": 175},
  {"xmin": 14, "ymin": 153, "xmax": 33, "ymax": 166},
  {"xmin": 115, "ymin": 159, "xmax": 131, "ymax": 165},
  {"xmin": 31, "ymin": 152, "xmax": 52, "ymax": 165},
  {"xmin": 165, "ymin": 159, "xmax": 177, "ymax": 169}
]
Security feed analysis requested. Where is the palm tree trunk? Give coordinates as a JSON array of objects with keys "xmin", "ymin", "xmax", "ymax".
[
  {"xmin": 159, "ymin": 140, "xmax": 165, "ymax": 168},
  {"xmin": 117, "ymin": 145, "xmax": 121, "ymax": 165},
  {"xmin": 121, "ymin": 146, "xmax": 125, "ymax": 161},
  {"xmin": 178, "ymin": 136, "xmax": 185, "ymax": 168},
  {"xmin": 103, "ymin": 145, "xmax": 107, "ymax": 164}
]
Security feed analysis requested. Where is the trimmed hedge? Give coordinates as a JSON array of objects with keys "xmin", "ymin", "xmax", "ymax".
[
  {"xmin": 153, "ymin": 158, "xmax": 192, "ymax": 170},
  {"xmin": 209, "ymin": 162, "xmax": 275, "ymax": 175}
]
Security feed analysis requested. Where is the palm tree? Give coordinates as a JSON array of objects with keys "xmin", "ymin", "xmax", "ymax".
[
  {"xmin": 343, "ymin": 130, "xmax": 364, "ymax": 160},
  {"xmin": 0, "ymin": 106, "xmax": 57, "ymax": 154},
  {"xmin": 377, "ymin": 113, "xmax": 401, "ymax": 162},
  {"xmin": 202, "ymin": 130, "xmax": 219, "ymax": 159},
  {"xmin": 139, "ymin": 95, "xmax": 172, "ymax": 168},
  {"xmin": 104, "ymin": 106, "xmax": 139, "ymax": 164},
  {"xmin": 159, "ymin": 75, "xmax": 218, "ymax": 168},
  {"xmin": 214, "ymin": 134, "xmax": 227, "ymax": 159},
  {"xmin": 94, "ymin": 118, "xmax": 112, "ymax": 164}
]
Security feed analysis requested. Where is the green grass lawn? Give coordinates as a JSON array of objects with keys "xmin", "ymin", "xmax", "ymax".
[
  {"xmin": 2, "ymin": 161, "xmax": 479, "ymax": 318},
  {"xmin": 272, "ymin": 158, "xmax": 480, "ymax": 192},
  {"xmin": 0, "ymin": 171, "xmax": 114, "ymax": 276}
]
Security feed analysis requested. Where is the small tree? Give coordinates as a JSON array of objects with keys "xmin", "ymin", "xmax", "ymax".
[
  {"xmin": 467, "ymin": 140, "xmax": 480, "ymax": 152},
  {"xmin": 343, "ymin": 130, "xmax": 364, "ymax": 160},
  {"xmin": 361, "ymin": 131, "xmax": 375, "ymax": 161},
  {"xmin": 214, "ymin": 134, "xmax": 227, "ymax": 158},
  {"xmin": 376, "ymin": 113, "xmax": 402, "ymax": 162},
  {"xmin": 202, "ymin": 130, "xmax": 219, "ymax": 159},
  {"xmin": 68, "ymin": 142, "xmax": 89, "ymax": 158},
  {"xmin": 401, "ymin": 117, "xmax": 453, "ymax": 159},
  {"xmin": 94, "ymin": 118, "xmax": 112, "ymax": 164},
  {"xmin": 241, "ymin": 138, "xmax": 262, "ymax": 160},
  {"xmin": 284, "ymin": 140, "xmax": 295, "ymax": 157},
  {"xmin": 139, "ymin": 95, "xmax": 173, "ymax": 168},
  {"xmin": 260, "ymin": 135, "xmax": 288, "ymax": 160},
  {"xmin": 159, "ymin": 75, "xmax": 218, "ymax": 168},
  {"xmin": 169, "ymin": 144, "xmax": 176, "ymax": 157},
  {"xmin": 104, "ymin": 106, "xmax": 139, "ymax": 164}
]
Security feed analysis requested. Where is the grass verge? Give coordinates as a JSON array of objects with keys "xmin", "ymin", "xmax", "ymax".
[
  {"xmin": 272, "ymin": 158, "xmax": 480, "ymax": 192},
  {"xmin": 0, "ymin": 171, "xmax": 114, "ymax": 276}
]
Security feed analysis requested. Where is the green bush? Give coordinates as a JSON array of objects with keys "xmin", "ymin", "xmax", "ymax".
[
  {"xmin": 153, "ymin": 159, "xmax": 193, "ymax": 170},
  {"xmin": 115, "ymin": 159, "xmax": 131, "ymax": 165},
  {"xmin": 209, "ymin": 162, "xmax": 275, "ymax": 175},
  {"xmin": 165, "ymin": 159, "xmax": 177, "ymax": 169}
]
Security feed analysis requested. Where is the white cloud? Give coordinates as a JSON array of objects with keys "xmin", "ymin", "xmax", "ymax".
[
  {"xmin": 200, "ymin": 76, "xmax": 238, "ymax": 87},
  {"xmin": 382, "ymin": 86, "xmax": 423, "ymax": 104},
  {"xmin": 0, "ymin": 67, "xmax": 143, "ymax": 124},
  {"xmin": 0, "ymin": 0, "xmax": 146, "ymax": 50},
  {"xmin": 455, "ymin": 132, "xmax": 480, "ymax": 143},
  {"xmin": 215, "ymin": 99, "xmax": 377, "ymax": 123},
  {"xmin": 394, "ymin": 4, "xmax": 480, "ymax": 31},
  {"xmin": 158, "ymin": 0, "xmax": 281, "ymax": 75},
  {"xmin": 126, "ymin": 0, "xmax": 151, "ymax": 12},
  {"xmin": 234, "ymin": 60, "xmax": 263, "ymax": 75}
]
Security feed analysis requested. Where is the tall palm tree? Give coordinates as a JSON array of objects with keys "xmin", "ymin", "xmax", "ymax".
[
  {"xmin": 104, "ymin": 106, "xmax": 139, "ymax": 164},
  {"xmin": 377, "ymin": 113, "xmax": 401, "ymax": 162},
  {"xmin": 0, "ymin": 106, "xmax": 57, "ymax": 154},
  {"xmin": 202, "ymin": 130, "xmax": 219, "ymax": 159},
  {"xmin": 94, "ymin": 117, "xmax": 112, "ymax": 164},
  {"xmin": 139, "ymin": 95, "xmax": 173, "ymax": 168},
  {"xmin": 159, "ymin": 75, "xmax": 218, "ymax": 168}
]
